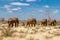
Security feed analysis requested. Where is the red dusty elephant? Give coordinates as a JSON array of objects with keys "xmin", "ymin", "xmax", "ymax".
[
  {"xmin": 8, "ymin": 17, "xmax": 19, "ymax": 27},
  {"xmin": 26, "ymin": 18, "xmax": 37, "ymax": 27},
  {"xmin": 40, "ymin": 19, "xmax": 47, "ymax": 26},
  {"xmin": 49, "ymin": 19, "xmax": 56, "ymax": 26}
]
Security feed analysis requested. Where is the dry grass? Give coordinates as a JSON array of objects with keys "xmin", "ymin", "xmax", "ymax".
[{"xmin": 0, "ymin": 23, "xmax": 60, "ymax": 40}]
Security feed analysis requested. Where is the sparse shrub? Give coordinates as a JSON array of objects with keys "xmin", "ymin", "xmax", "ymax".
[
  {"xmin": 1, "ymin": 26, "xmax": 14, "ymax": 37},
  {"xmin": 58, "ymin": 27, "xmax": 60, "ymax": 29},
  {"xmin": 19, "ymin": 33, "xmax": 26, "ymax": 38},
  {"xmin": 45, "ymin": 34, "xmax": 53, "ymax": 39},
  {"xmin": 35, "ymin": 38, "xmax": 39, "ymax": 40},
  {"xmin": 26, "ymin": 36, "xmax": 34, "ymax": 40}
]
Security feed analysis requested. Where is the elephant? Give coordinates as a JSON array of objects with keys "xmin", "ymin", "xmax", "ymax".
[
  {"xmin": 8, "ymin": 17, "xmax": 19, "ymax": 27},
  {"xmin": 49, "ymin": 19, "xmax": 56, "ymax": 26},
  {"xmin": 40, "ymin": 19, "xmax": 47, "ymax": 26},
  {"xmin": 26, "ymin": 18, "xmax": 37, "ymax": 27}
]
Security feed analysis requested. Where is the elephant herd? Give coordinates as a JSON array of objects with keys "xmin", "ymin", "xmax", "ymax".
[
  {"xmin": 40, "ymin": 19, "xmax": 56, "ymax": 26},
  {"xmin": 7, "ymin": 17, "xmax": 56, "ymax": 27}
]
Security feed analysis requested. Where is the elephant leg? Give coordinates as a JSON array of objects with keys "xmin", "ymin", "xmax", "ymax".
[
  {"xmin": 43, "ymin": 23, "xmax": 45, "ymax": 26},
  {"xmin": 46, "ymin": 23, "xmax": 47, "ymax": 26},
  {"xmin": 40, "ymin": 23, "xmax": 42, "ymax": 26},
  {"xmin": 14, "ymin": 22, "xmax": 17, "ymax": 27},
  {"xmin": 11, "ymin": 23, "xmax": 13, "ymax": 27},
  {"xmin": 54, "ymin": 23, "xmax": 56, "ymax": 26},
  {"xmin": 44, "ymin": 23, "xmax": 46, "ymax": 26},
  {"xmin": 34, "ymin": 24, "xmax": 36, "ymax": 27},
  {"xmin": 43, "ymin": 23, "xmax": 44, "ymax": 26},
  {"xmin": 26, "ymin": 24, "xmax": 27, "ymax": 27},
  {"xmin": 31, "ymin": 24, "xmax": 33, "ymax": 27},
  {"xmin": 16, "ymin": 23, "xmax": 18, "ymax": 27},
  {"xmin": 41, "ymin": 23, "xmax": 42, "ymax": 26},
  {"xmin": 50, "ymin": 23, "xmax": 52, "ymax": 26},
  {"xmin": 41, "ymin": 23, "xmax": 43, "ymax": 26},
  {"xmin": 26, "ymin": 24, "xmax": 29, "ymax": 27},
  {"xmin": 26, "ymin": 23, "xmax": 29, "ymax": 27},
  {"xmin": 26, "ymin": 23, "xmax": 28, "ymax": 27},
  {"xmin": 51, "ymin": 23, "xmax": 53, "ymax": 26},
  {"xmin": 49, "ymin": 23, "xmax": 51, "ymax": 26},
  {"xmin": 29, "ymin": 24, "xmax": 30, "ymax": 27},
  {"xmin": 17, "ymin": 23, "xmax": 19, "ymax": 27},
  {"xmin": 8, "ymin": 23, "xmax": 11, "ymax": 28},
  {"xmin": 53, "ymin": 23, "xmax": 55, "ymax": 26}
]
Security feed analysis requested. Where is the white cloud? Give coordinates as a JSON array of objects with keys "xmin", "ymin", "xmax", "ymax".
[
  {"xmin": 32, "ymin": 14, "xmax": 35, "ymax": 15},
  {"xmin": 8, "ymin": 8, "xmax": 21, "ymax": 13},
  {"xmin": 43, "ymin": 5, "xmax": 50, "ymax": 8},
  {"xmin": 3, "ymin": 5, "xmax": 22, "ymax": 13},
  {"xmin": 38, "ymin": 10, "xmax": 44, "ymax": 13},
  {"xmin": 10, "ymin": 2, "xmax": 30, "ymax": 6},
  {"xmin": 53, "ymin": 10, "xmax": 59, "ymax": 14},
  {"xmin": 11, "ymin": 7, "xmax": 21, "ymax": 11},
  {"xmin": 8, "ymin": 11, "xmax": 13, "ymax": 13},
  {"xmin": 3, "ymin": 5, "xmax": 21, "ymax": 11},
  {"xmin": 26, "ymin": 0, "xmax": 36, "ymax": 2},
  {"xmin": 4, "ymin": 5, "xmax": 10, "ymax": 10}
]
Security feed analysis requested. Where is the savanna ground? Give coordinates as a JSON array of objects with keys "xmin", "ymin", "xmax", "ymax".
[{"xmin": 0, "ymin": 21, "xmax": 60, "ymax": 40}]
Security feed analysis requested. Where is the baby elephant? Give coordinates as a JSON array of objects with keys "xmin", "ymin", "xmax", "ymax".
[{"xmin": 8, "ymin": 17, "xmax": 19, "ymax": 27}]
